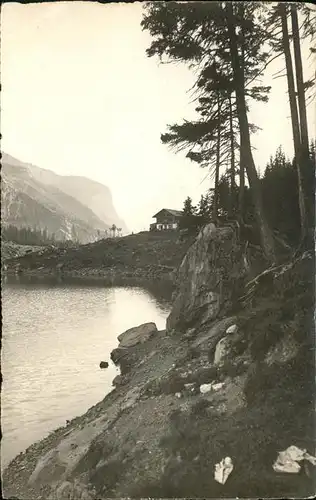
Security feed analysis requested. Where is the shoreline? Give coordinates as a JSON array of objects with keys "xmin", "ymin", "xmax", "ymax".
[
  {"xmin": 2, "ymin": 269, "xmax": 175, "ymax": 305},
  {"xmin": 2, "ymin": 324, "xmax": 179, "ymax": 499},
  {"xmin": 3, "ymin": 227, "xmax": 313, "ymax": 499}
]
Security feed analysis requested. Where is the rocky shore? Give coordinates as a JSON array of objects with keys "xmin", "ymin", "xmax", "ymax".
[
  {"xmin": 1, "ymin": 241, "xmax": 45, "ymax": 262},
  {"xmin": 3, "ymin": 224, "xmax": 315, "ymax": 499}
]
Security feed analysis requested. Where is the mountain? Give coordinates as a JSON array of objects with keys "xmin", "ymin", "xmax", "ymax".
[
  {"xmin": 29, "ymin": 164, "xmax": 128, "ymax": 232},
  {"xmin": 1, "ymin": 153, "xmax": 127, "ymax": 243}
]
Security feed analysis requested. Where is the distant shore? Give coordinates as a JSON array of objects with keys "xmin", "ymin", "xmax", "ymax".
[
  {"xmin": 2, "ymin": 231, "xmax": 194, "ymax": 295},
  {"xmin": 3, "ymin": 268, "xmax": 175, "ymax": 304}
]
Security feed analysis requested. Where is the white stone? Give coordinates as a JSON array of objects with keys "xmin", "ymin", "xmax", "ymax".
[
  {"xmin": 175, "ymin": 392, "xmax": 182, "ymax": 399},
  {"xmin": 214, "ymin": 456, "xmax": 234, "ymax": 484},
  {"xmin": 200, "ymin": 383, "xmax": 213, "ymax": 394},
  {"xmin": 226, "ymin": 324, "xmax": 238, "ymax": 335},
  {"xmin": 211, "ymin": 382, "xmax": 225, "ymax": 392},
  {"xmin": 273, "ymin": 461, "xmax": 301, "ymax": 474},
  {"xmin": 273, "ymin": 445, "xmax": 316, "ymax": 474}
]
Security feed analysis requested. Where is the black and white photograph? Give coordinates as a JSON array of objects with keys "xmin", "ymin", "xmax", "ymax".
[{"xmin": 1, "ymin": 1, "xmax": 315, "ymax": 498}]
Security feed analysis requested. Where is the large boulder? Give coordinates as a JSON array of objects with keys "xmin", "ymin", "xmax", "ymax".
[
  {"xmin": 110, "ymin": 348, "xmax": 128, "ymax": 365},
  {"xmin": 213, "ymin": 324, "xmax": 240, "ymax": 366},
  {"xmin": 110, "ymin": 348, "xmax": 134, "ymax": 374},
  {"xmin": 117, "ymin": 322, "xmax": 158, "ymax": 348},
  {"xmin": 167, "ymin": 224, "xmax": 246, "ymax": 334},
  {"xmin": 192, "ymin": 317, "xmax": 237, "ymax": 354}
]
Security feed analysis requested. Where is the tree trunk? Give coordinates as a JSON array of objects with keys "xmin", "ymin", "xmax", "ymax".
[
  {"xmin": 213, "ymin": 95, "xmax": 221, "ymax": 220},
  {"xmin": 291, "ymin": 5, "xmax": 309, "ymax": 154},
  {"xmin": 280, "ymin": 3, "xmax": 307, "ymax": 243},
  {"xmin": 238, "ymin": 3, "xmax": 245, "ymax": 221},
  {"xmin": 291, "ymin": 4, "xmax": 311, "ymax": 235},
  {"xmin": 226, "ymin": 3, "xmax": 276, "ymax": 263},
  {"xmin": 228, "ymin": 93, "xmax": 236, "ymax": 217},
  {"xmin": 239, "ymin": 135, "xmax": 245, "ymax": 222}
]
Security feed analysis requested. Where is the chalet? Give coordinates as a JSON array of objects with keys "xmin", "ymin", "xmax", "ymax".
[{"xmin": 150, "ymin": 208, "xmax": 183, "ymax": 231}]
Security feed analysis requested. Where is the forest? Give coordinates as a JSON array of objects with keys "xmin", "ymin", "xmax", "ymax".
[
  {"xmin": 1, "ymin": 225, "xmax": 76, "ymax": 248},
  {"xmin": 142, "ymin": 1, "xmax": 315, "ymax": 262}
]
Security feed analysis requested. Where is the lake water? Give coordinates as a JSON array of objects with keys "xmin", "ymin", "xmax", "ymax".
[{"xmin": 1, "ymin": 278, "xmax": 170, "ymax": 470}]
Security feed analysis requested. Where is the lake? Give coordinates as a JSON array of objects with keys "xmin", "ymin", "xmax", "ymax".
[{"xmin": 1, "ymin": 278, "xmax": 170, "ymax": 470}]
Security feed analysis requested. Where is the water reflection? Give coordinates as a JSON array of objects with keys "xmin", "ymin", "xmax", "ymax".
[
  {"xmin": 3, "ymin": 273, "xmax": 174, "ymax": 304},
  {"xmin": 1, "ymin": 281, "xmax": 171, "ymax": 469}
]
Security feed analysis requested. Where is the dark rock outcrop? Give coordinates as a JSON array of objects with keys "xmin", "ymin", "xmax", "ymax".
[
  {"xmin": 111, "ymin": 323, "xmax": 159, "ymax": 375},
  {"xmin": 117, "ymin": 322, "xmax": 158, "ymax": 348},
  {"xmin": 167, "ymin": 224, "xmax": 246, "ymax": 334}
]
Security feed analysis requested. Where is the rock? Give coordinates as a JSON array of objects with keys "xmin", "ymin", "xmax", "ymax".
[
  {"xmin": 226, "ymin": 324, "xmax": 238, "ymax": 335},
  {"xmin": 99, "ymin": 361, "xmax": 109, "ymax": 369},
  {"xmin": 214, "ymin": 456, "xmax": 234, "ymax": 484},
  {"xmin": 213, "ymin": 337, "xmax": 231, "ymax": 366},
  {"xmin": 200, "ymin": 381, "xmax": 225, "ymax": 394},
  {"xmin": 213, "ymin": 322, "xmax": 241, "ymax": 366},
  {"xmin": 112, "ymin": 375, "xmax": 128, "ymax": 386},
  {"xmin": 167, "ymin": 224, "xmax": 246, "ymax": 333},
  {"xmin": 272, "ymin": 446, "xmax": 316, "ymax": 475},
  {"xmin": 212, "ymin": 382, "xmax": 225, "ymax": 391},
  {"xmin": 175, "ymin": 392, "xmax": 182, "ymax": 399},
  {"xmin": 110, "ymin": 347, "xmax": 128, "ymax": 365},
  {"xmin": 117, "ymin": 322, "xmax": 158, "ymax": 348},
  {"xmin": 200, "ymin": 383, "xmax": 213, "ymax": 394},
  {"xmin": 192, "ymin": 316, "xmax": 237, "ymax": 353},
  {"xmin": 110, "ymin": 347, "xmax": 138, "ymax": 375}
]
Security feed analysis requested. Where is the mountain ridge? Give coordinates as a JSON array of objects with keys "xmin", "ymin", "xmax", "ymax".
[{"xmin": 1, "ymin": 152, "xmax": 128, "ymax": 243}]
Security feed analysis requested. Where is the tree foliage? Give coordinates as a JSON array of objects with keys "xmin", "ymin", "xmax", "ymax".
[
  {"xmin": 2, "ymin": 225, "xmax": 57, "ymax": 246},
  {"xmin": 180, "ymin": 144, "xmax": 315, "ymax": 247},
  {"xmin": 142, "ymin": 1, "xmax": 278, "ymax": 261},
  {"xmin": 142, "ymin": 1, "xmax": 315, "ymax": 258}
]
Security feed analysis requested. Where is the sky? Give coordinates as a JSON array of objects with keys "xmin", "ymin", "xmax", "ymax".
[{"xmin": 1, "ymin": 1, "xmax": 315, "ymax": 232}]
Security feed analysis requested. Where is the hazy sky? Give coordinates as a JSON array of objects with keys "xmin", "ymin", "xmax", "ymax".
[{"xmin": 1, "ymin": 1, "xmax": 315, "ymax": 232}]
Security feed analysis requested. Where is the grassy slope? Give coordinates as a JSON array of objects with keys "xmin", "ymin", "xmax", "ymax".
[
  {"xmin": 5, "ymin": 231, "xmax": 194, "ymax": 278},
  {"xmin": 130, "ymin": 252, "xmax": 315, "ymax": 498}
]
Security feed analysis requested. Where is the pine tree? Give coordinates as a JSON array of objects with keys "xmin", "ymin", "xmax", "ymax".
[
  {"xmin": 179, "ymin": 196, "xmax": 198, "ymax": 232},
  {"xmin": 142, "ymin": 1, "xmax": 276, "ymax": 262},
  {"xmin": 278, "ymin": 3, "xmax": 307, "ymax": 245},
  {"xmin": 197, "ymin": 194, "xmax": 212, "ymax": 223},
  {"xmin": 264, "ymin": 2, "xmax": 315, "ymax": 247},
  {"xmin": 182, "ymin": 196, "xmax": 196, "ymax": 217}
]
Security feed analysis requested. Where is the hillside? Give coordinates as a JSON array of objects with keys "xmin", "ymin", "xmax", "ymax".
[
  {"xmin": 3, "ymin": 224, "xmax": 314, "ymax": 500},
  {"xmin": 4, "ymin": 231, "xmax": 195, "ymax": 282},
  {"xmin": 1, "ymin": 153, "xmax": 127, "ymax": 243}
]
